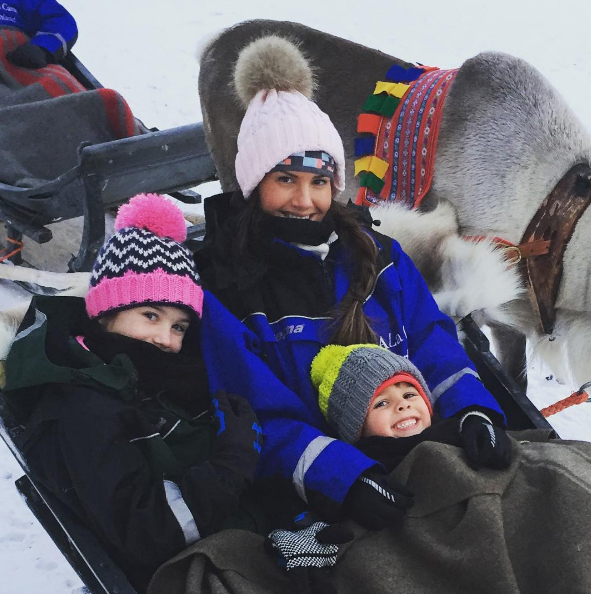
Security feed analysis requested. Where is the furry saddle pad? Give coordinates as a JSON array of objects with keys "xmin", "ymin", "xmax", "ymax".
[
  {"xmin": 355, "ymin": 64, "xmax": 457, "ymax": 209},
  {"xmin": 0, "ymin": 27, "xmax": 140, "ymax": 187}
]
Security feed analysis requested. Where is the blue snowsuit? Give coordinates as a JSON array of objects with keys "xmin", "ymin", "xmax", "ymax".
[
  {"xmin": 0, "ymin": 0, "xmax": 77, "ymax": 60},
  {"xmin": 196, "ymin": 194, "xmax": 506, "ymax": 518}
]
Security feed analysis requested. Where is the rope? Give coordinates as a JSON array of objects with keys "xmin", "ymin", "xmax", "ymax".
[
  {"xmin": 0, "ymin": 237, "xmax": 24, "ymax": 262},
  {"xmin": 540, "ymin": 381, "xmax": 591, "ymax": 417}
]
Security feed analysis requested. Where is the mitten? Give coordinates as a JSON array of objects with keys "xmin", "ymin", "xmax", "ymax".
[
  {"xmin": 460, "ymin": 411, "xmax": 512, "ymax": 470},
  {"xmin": 209, "ymin": 390, "xmax": 262, "ymax": 483},
  {"xmin": 7, "ymin": 42, "xmax": 50, "ymax": 69},
  {"xmin": 342, "ymin": 467, "xmax": 414, "ymax": 530},
  {"xmin": 265, "ymin": 512, "xmax": 354, "ymax": 594}
]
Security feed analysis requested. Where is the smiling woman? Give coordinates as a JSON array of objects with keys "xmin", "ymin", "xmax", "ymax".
[
  {"xmin": 258, "ymin": 168, "xmax": 333, "ymax": 221},
  {"xmin": 193, "ymin": 34, "xmax": 513, "ymax": 534}
]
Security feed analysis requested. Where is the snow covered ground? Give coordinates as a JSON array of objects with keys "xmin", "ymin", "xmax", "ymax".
[{"xmin": 2, "ymin": 0, "xmax": 591, "ymax": 591}]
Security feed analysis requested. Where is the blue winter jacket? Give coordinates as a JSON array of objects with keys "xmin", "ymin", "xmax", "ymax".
[
  {"xmin": 197, "ymin": 194, "xmax": 505, "ymax": 518},
  {"xmin": 0, "ymin": 0, "xmax": 77, "ymax": 60}
]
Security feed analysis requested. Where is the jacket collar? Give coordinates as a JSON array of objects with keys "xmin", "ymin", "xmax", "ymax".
[{"xmin": 4, "ymin": 296, "xmax": 137, "ymax": 397}]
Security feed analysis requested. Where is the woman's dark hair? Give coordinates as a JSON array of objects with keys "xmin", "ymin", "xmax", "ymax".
[
  {"xmin": 232, "ymin": 194, "xmax": 379, "ymax": 346},
  {"xmin": 327, "ymin": 201, "xmax": 378, "ymax": 345}
]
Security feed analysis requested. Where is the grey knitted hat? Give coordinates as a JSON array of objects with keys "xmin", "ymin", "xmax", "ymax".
[{"xmin": 311, "ymin": 344, "xmax": 434, "ymax": 443}]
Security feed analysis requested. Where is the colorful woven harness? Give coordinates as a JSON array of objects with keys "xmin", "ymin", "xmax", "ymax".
[{"xmin": 355, "ymin": 64, "xmax": 458, "ymax": 209}]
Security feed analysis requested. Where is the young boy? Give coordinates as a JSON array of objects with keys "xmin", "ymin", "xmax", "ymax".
[{"xmin": 311, "ymin": 344, "xmax": 512, "ymax": 471}]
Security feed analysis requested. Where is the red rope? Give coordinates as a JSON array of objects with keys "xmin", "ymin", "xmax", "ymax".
[
  {"xmin": 540, "ymin": 386, "xmax": 590, "ymax": 417},
  {"xmin": 0, "ymin": 237, "xmax": 24, "ymax": 262}
]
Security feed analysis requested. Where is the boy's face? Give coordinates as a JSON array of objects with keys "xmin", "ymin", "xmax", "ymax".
[
  {"xmin": 100, "ymin": 305, "xmax": 191, "ymax": 353},
  {"xmin": 362, "ymin": 382, "xmax": 432, "ymax": 439}
]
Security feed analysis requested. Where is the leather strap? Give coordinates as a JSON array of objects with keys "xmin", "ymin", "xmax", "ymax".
[{"xmin": 519, "ymin": 163, "xmax": 591, "ymax": 334}]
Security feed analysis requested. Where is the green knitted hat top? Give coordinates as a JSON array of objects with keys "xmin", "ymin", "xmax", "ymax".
[{"xmin": 311, "ymin": 344, "xmax": 434, "ymax": 443}]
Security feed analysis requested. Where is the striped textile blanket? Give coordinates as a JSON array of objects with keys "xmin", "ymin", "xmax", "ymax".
[{"xmin": 0, "ymin": 27, "xmax": 139, "ymax": 188}]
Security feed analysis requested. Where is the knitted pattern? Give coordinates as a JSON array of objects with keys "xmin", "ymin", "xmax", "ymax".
[
  {"xmin": 235, "ymin": 89, "xmax": 345, "ymax": 198},
  {"xmin": 355, "ymin": 64, "xmax": 457, "ymax": 209},
  {"xmin": 267, "ymin": 522, "xmax": 339, "ymax": 570},
  {"xmin": 85, "ymin": 194, "xmax": 203, "ymax": 319},
  {"xmin": 311, "ymin": 344, "xmax": 433, "ymax": 443}
]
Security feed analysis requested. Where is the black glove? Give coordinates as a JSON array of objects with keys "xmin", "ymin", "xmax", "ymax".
[
  {"xmin": 460, "ymin": 412, "xmax": 512, "ymax": 470},
  {"xmin": 209, "ymin": 390, "xmax": 262, "ymax": 483},
  {"xmin": 7, "ymin": 42, "xmax": 50, "ymax": 69},
  {"xmin": 265, "ymin": 511, "xmax": 354, "ymax": 594},
  {"xmin": 342, "ymin": 468, "xmax": 414, "ymax": 530}
]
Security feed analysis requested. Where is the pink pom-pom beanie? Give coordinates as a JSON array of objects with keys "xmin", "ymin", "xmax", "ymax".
[
  {"xmin": 235, "ymin": 89, "xmax": 346, "ymax": 199},
  {"xmin": 85, "ymin": 193, "xmax": 203, "ymax": 319}
]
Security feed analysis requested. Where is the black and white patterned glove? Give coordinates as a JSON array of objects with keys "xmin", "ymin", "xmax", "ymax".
[
  {"xmin": 265, "ymin": 512, "xmax": 353, "ymax": 594},
  {"xmin": 460, "ymin": 411, "xmax": 512, "ymax": 470},
  {"xmin": 342, "ymin": 468, "xmax": 414, "ymax": 530}
]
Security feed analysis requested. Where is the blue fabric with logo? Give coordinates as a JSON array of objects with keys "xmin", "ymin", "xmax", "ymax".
[
  {"xmin": 0, "ymin": 0, "xmax": 77, "ymax": 56},
  {"xmin": 199, "ymin": 235, "xmax": 505, "ymax": 517}
]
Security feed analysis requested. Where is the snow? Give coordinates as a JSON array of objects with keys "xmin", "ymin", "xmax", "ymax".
[{"xmin": 2, "ymin": 0, "xmax": 591, "ymax": 591}]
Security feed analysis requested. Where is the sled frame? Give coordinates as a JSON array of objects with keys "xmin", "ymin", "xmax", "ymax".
[{"xmin": 0, "ymin": 53, "xmax": 216, "ymax": 272}]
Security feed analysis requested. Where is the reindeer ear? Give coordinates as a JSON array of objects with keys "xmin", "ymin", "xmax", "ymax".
[{"xmin": 234, "ymin": 35, "xmax": 316, "ymax": 107}]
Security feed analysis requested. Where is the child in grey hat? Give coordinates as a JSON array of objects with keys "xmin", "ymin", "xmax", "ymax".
[{"xmin": 311, "ymin": 344, "xmax": 511, "ymax": 471}]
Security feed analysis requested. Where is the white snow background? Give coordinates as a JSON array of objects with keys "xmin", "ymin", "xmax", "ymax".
[{"xmin": 2, "ymin": 0, "xmax": 591, "ymax": 591}]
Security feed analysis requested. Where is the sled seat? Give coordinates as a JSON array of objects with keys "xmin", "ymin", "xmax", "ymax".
[
  {"xmin": 0, "ymin": 317, "xmax": 555, "ymax": 594},
  {"xmin": 0, "ymin": 53, "xmax": 217, "ymax": 272}
]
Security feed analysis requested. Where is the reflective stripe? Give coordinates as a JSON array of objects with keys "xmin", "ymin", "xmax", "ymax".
[
  {"xmin": 431, "ymin": 368, "xmax": 480, "ymax": 401},
  {"xmin": 129, "ymin": 432, "xmax": 160, "ymax": 443},
  {"xmin": 161, "ymin": 420, "xmax": 181, "ymax": 440},
  {"xmin": 364, "ymin": 262, "xmax": 393, "ymax": 303},
  {"xmin": 241, "ymin": 311, "xmax": 332, "ymax": 325},
  {"xmin": 14, "ymin": 309, "xmax": 46, "ymax": 342},
  {"xmin": 459, "ymin": 410, "xmax": 492, "ymax": 432},
  {"xmin": 37, "ymin": 31, "xmax": 67, "ymax": 54},
  {"xmin": 292, "ymin": 436, "xmax": 336, "ymax": 503},
  {"xmin": 163, "ymin": 480, "xmax": 200, "ymax": 545}
]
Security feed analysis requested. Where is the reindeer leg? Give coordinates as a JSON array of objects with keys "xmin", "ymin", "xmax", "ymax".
[{"xmin": 488, "ymin": 323, "xmax": 528, "ymax": 392}]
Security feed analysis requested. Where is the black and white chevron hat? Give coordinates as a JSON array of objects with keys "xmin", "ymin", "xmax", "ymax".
[{"xmin": 85, "ymin": 193, "xmax": 203, "ymax": 319}]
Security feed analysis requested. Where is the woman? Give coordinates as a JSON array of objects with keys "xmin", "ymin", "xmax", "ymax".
[
  {"xmin": 3, "ymin": 194, "xmax": 263, "ymax": 592},
  {"xmin": 195, "ymin": 36, "xmax": 511, "ymax": 528}
]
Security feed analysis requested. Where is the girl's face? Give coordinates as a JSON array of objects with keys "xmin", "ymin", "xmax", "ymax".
[
  {"xmin": 100, "ymin": 305, "xmax": 191, "ymax": 353},
  {"xmin": 258, "ymin": 170, "xmax": 333, "ymax": 222},
  {"xmin": 362, "ymin": 382, "xmax": 432, "ymax": 439}
]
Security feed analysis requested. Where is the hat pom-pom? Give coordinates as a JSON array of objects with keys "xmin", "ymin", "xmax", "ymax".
[
  {"xmin": 310, "ymin": 345, "xmax": 343, "ymax": 389},
  {"xmin": 115, "ymin": 193, "xmax": 187, "ymax": 242}
]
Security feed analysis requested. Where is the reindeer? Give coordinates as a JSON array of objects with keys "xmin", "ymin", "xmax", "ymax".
[{"xmin": 198, "ymin": 19, "xmax": 591, "ymax": 392}]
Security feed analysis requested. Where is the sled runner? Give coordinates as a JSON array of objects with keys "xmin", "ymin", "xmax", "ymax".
[{"xmin": 0, "ymin": 52, "xmax": 216, "ymax": 272}]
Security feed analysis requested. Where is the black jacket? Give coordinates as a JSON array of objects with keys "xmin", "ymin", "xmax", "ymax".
[{"xmin": 3, "ymin": 296, "xmax": 261, "ymax": 592}]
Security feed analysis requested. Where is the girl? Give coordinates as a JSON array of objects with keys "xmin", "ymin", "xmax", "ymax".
[
  {"xmin": 3, "ymin": 194, "xmax": 262, "ymax": 592},
  {"xmin": 195, "ymin": 35, "xmax": 511, "ymax": 529}
]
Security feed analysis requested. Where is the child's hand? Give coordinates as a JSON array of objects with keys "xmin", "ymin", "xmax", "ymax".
[
  {"xmin": 7, "ymin": 42, "xmax": 50, "ymax": 69},
  {"xmin": 460, "ymin": 412, "xmax": 512, "ymax": 470},
  {"xmin": 265, "ymin": 512, "xmax": 354, "ymax": 594},
  {"xmin": 209, "ymin": 390, "xmax": 262, "ymax": 482},
  {"xmin": 342, "ymin": 467, "xmax": 414, "ymax": 530}
]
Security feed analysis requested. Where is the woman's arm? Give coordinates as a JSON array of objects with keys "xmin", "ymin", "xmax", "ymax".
[
  {"xmin": 390, "ymin": 239, "xmax": 506, "ymax": 422},
  {"xmin": 30, "ymin": 0, "xmax": 78, "ymax": 60},
  {"xmin": 200, "ymin": 291, "xmax": 378, "ymax": 521}
]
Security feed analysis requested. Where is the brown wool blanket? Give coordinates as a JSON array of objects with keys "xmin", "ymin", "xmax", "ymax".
[
  {"xmin": 148, "ymin": 433, "xmax": 591, "ymax": 594},
  {"xmin": 0, "ymin": 27, "xmax": 140, "ymax": 189}
]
